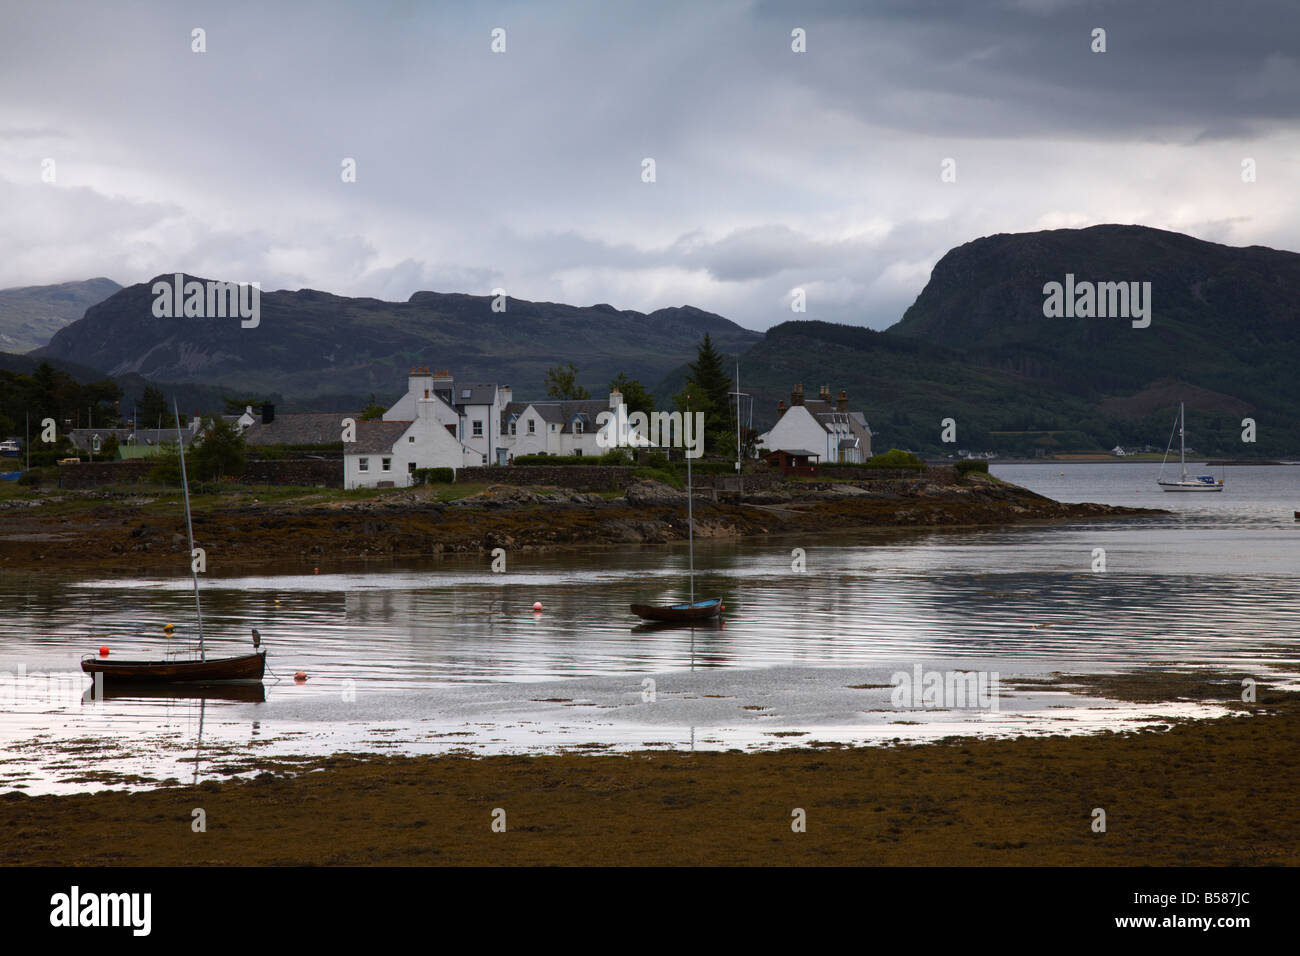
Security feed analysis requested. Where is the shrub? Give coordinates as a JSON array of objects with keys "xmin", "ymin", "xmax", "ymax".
[
  {"xmin": 954, "ymin": 459, "xmax": 989, "ymax": 478},
  {"xmin": 512, "ymin": 454, "xmax": 630, "ymax": 467},
  {"xmin": 866, "ymin": 448, "xmax": 927, "ymax": 468},
  {"xmin": 17, "ymin": 468, "xmax": 47, "ymax": 486},
  {"xmin": 412, "ymin": 467, "xmax": 455, "ymax": 485}
]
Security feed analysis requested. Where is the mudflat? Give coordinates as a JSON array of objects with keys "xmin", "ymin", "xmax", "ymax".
[{"xmin": 3, "ymin": 677, "xmax": 1293, "ymax": 867}]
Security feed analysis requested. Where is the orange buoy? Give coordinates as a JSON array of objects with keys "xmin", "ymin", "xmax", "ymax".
[
  {"xmin": 532, "ymin": 602, "xmax": 543, "ymax": 611},
  {"xmin": 313, "ymin": 567, "xmax": 319, "ymax": 574},
  {"xmin": 98, "ymin": 645, "xmax": 110, "ymax": 657},
  {"xmin": 293, "ymin": 671, "xmax": 308, "ymax": 682}
]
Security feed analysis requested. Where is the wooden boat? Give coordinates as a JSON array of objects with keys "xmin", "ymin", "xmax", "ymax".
[
  {"xmin": 630, "ymin": 599, "xmax": 722, "ymax": 622},
  {"xmin": 82, "ymin": 650, "xmax": 266, "ymax": 685},
  {"xmin": 631, "ymin": 394, "xmax": 723, "ymax": 623},
  {"xmin": 82, "ymin": 400, "xmax": 269, "ymax": 687}
]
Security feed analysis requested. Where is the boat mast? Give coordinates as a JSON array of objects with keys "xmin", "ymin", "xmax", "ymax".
[
  {"xmin": 687, "ymin": 394, "xmax": 694, "ymax": 606},
  {"xmin": 174, "ymin": 400, "xmax": 205, "ymax": 661},
  {"xmin": 1180, "ymin": 402, "xmax": 1187, "ymax": 480}
]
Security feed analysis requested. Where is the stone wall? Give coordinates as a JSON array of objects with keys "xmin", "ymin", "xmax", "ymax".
[
  {"xmin": 468, "ymin": 465, "xmax": 637, "ymax": 491},
  {"xmin": 57, "ymin": 458, "xmax": 343, "ymax": 489}
]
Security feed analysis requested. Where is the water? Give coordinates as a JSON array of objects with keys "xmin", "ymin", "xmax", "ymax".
[{"xmin": 1, "ymin": 462, "xmax": 1297, "ymax": 792}]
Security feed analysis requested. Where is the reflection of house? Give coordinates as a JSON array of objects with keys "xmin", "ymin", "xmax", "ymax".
[{"xmin": 756, "ymin": 385, "xmax": 872, "ymax": 463}]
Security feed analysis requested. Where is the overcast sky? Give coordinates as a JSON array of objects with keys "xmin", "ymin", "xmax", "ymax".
[{"xmin": 2, "ymin": 0, "xmax": 1298, "ymax": 331}]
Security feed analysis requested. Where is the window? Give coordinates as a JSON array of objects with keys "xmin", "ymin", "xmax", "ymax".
[
  {"xmin": 359, "ymin": 457, "xmax": 369, "ymax": 472},
  {"xmin": 408, "ymin": 436, "xmax": 414, "ymax": 443},
  {"xmin": 481, "ymin": 454, "xmax": 487, "ymax": 464},
  {"xmin": 461, "ymin": 388, "xmax": 471, "ymax": 399},
  {"xmin": 382, "ymin": 458, "xmax": 391, "ymax": 472},
  {"xmin": 472, "ymin": 420, "xmax": 483, "ymax": 437},
  {"xmin": 528, "ymin": 419, "xmax": 535, "ymax": 434},
  {"xmin": 408, "ymin": 462, "xmax": 416, "ymax": 473},
  {"xmin": 510, "ymin": 420, "xmax": 517, "ymax": 436},
  {"xmin": 551, "ymin": 424, "xmax": 556, "ymax": 431},
  {"xmin": 574, "ymin": 419, "xmax": 583, "ymax": 434},
  {"xmin": 574, "ymin": 448, "xmax": 583, "ymax": 456}
]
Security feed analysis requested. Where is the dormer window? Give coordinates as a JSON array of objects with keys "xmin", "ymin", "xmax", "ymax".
[
  {"xmin": 573, "ymin": 419, "xmax": 584, "ymax": 434},
  {"xmin": 510, "ymin": 421, "xmax": 517, "ymax": 436}
]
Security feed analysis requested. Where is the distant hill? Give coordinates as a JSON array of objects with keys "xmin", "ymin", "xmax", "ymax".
[
  {"xmin": 0, "ymin": 278, "xmax": 121, "ymax": 353},
  {"xmin": 740, "ymin": 226, "xmax": 1300, "ymax": 456},
  {"xmin": 34, "ymin": 278, "xmax": 762, "ymax": 407}
]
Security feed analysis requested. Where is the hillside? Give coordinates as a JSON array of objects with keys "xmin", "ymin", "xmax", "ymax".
[
  {"xmin": 0, "ymin": 278, "xmax": 121, "ymax": 353},
  {"xmin": 34, "ymin": 278, "xmax": 761, "ymax": 406},
  {"xmin": 734, "ymin": 226, "xmax": 1300, "ymax": 456}
]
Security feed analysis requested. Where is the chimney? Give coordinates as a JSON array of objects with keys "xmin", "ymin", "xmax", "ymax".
[
  {"xmin": 837, "ymin": 390, "xmax": 848, "ymax": 413},
  {"xmin": 777, "ymin": 400, "xmax": 787, "ymax": 419},
  {"xmin": 499, "ymin": 385, "xmax": 512, "ymax": 409},
  {"xmin": 819, "ymin": 384, "xmax": 831, "ymax": 402},
  {"xmin": 791, "ymin": 384, "xmax": 804, "ymax": 407},
  {"xmin": 261, "ymin": 402, "xmax": 275, "ymax": 425},
  {"xmin": 609, "ymin": 387, "xmax": 622, "ymax": 410}
]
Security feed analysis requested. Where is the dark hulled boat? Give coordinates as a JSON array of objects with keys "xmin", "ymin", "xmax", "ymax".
[
  {"xmin": 630, "ymin": 598, "xmax": 722, "ymax": 622},
  {"xmin": 82, "ymin": 650, "xmax": 266, "ymax": 685},
  {"xmin": 82, "ymin": 399, "xmax": 269, "ymax": 689}
]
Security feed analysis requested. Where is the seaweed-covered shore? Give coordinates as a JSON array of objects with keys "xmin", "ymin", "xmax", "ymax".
[{"xmin": 0, "ymin": 473, "xmax": 1159, "ymax": 573}]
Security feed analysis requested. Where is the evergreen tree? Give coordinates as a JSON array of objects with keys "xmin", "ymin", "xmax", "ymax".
[
  {"xmin": 191, "ymin": 418, "xmax": 247, "ymax": 481},
  {"xmin": 677, "ymin": 334, "xmax": 734, "ymax": 455}
]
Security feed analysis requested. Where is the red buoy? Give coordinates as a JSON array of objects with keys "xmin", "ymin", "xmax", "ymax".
[
  {"xmin": 98, "ymin": 645, "xmax": 110, "ymax": 657},
  {"xmin": 532, "ymin": 601, "xmax": 543, "ymax": 611},
  {"xmin": 293, "ymin": 671, "xmax": 308, "ymax": 682}
]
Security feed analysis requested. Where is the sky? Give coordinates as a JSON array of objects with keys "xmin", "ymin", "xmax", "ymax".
[{"xmin": 2, "ymin": 0, "xmax": 1298, "ymax": 331}]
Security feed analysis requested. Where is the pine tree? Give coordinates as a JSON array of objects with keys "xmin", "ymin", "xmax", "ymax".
[{"xmin": 678, "ymin": 334, "xmax": 733, "ymax": 454}]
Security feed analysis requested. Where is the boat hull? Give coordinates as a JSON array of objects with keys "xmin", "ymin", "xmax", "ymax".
[
  {"xmin": 630, "ymin": 599, "xmax": 722, "ymax": 622},
  {"xmin": 1157, "ymin": 483, "xmax": 1223, "ymax": 492},
  {"xmin": 82, "ymin": 651, "xmax": 267, "ymax": 684}
]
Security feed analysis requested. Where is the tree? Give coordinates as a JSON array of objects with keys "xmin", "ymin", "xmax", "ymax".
[
  {"xmin": 99, "ymin": 433, "xmax": 120, "ymax": 460},
  {"xmin": 358, "ymin": 393, "xmax": 387, "ymax": 420},
  {"xmin": 190, "ymin": 418, "xmax": 247, "ymax": 481},
  {"xmin": 545, "ymin": 363, "xmax": 590, "ymax": 400},
  {"xmin": 136, "ymin": 385, "xmax": 176, "ymax": 429},
  {"xmin": 608, "ymin": 373, "xmax": 654, "ymax": 416},
  {"xmin": 676, "ymin": 334, "xmax": 734, "ymax": 455},
  {"xmin": 222, "ymin": 395, "xmax": 268, "ymax": 415},
  {"xmin": 148, "ymin": 441, "xmax": 182, "ymax": 485}
]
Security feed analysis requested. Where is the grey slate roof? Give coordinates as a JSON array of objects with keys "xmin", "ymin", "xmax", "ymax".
[
  {"xmin": 504, "ymin": 399, "xmax": 609, "ymax": 434},
  {"xmin": 68, "ymin": 427, "xmax": 195, "ymax": 450},
  {"xmin": 347, "ymin": 420, "xmax": 410, "ymax": 455},
  {"xmin": 243, "ymin": 413, "xmax": 345, "ymax": 446},
  {"xmin": 452, "ymin": 383, "xmax": 498, "ymax": 408}
]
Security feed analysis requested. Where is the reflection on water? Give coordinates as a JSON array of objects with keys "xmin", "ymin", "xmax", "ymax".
[{"xmin": 1, "ymin": 462, "xmax": 1297, "ymax": 792}]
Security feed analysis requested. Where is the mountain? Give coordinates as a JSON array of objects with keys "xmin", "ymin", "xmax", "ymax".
[
  {"xmin": 739, "ymin": 225, "xmax": 1300, "ymax": 456},
  {"xmin": 0, "ymin": 278, "xmax": 121, "ymax": 353},
  {"xmin": 34, "ymin": 278, "xmax": 761, "ymax": 406}
]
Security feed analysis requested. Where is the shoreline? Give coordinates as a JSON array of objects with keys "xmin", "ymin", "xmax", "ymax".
[
  {"xmin": 0, "ymin": 473, "xmax": 1161, "ymax": 574},
  {"xmin": 3, "ymin": 673, "xmax": 1294, "ymax": 866}
]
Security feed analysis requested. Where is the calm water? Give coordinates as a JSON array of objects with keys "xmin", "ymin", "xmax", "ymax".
[{"xmin": 1, "ymin": 462, "xmax": 1296, "ymax": 791}]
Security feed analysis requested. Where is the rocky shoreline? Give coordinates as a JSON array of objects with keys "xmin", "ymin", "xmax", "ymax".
[{"xmin": 0, "ymin": 473, "xmax": 1161, "ymax": 574}]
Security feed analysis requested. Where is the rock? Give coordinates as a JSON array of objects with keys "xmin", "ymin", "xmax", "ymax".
[{"xmin": 624, "ymin": 480, "xmax": 685, "ymax": 505}]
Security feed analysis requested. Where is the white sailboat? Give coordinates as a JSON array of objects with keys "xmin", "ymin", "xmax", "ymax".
[{"xmin": 1157, "ymin": 402, "xmax": 1223, "ymax": 492}]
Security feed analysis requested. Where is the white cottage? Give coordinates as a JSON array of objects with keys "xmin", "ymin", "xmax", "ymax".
[{"xmin": 757, "ymin": 384, "xmax": 873, "ymax": 463}]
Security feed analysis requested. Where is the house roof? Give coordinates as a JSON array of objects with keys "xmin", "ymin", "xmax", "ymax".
[
  {"xmin": 766, "ymin": 447, "xmax": 819, "ymax": 458},
  {"xmin": 68, "ymin": 427, "xmax": 195, "ymax": 449},
  {"xmin": 347, "ymin": 420, "xmax": 411, "ymax": 455},
  {"xmin": 243, "ymin": 413, "xmax": 343, "ymax": 446},
  {"xmin": 452, "ymin": 383, "xmax": 498, "ymax": 408},
  {"xmin": 503, "ymin": 399, "xmax": 609, "ymax": 434}
]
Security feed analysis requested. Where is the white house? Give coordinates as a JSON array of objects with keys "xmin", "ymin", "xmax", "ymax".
[
  {"xmin": 757, "ymin": 384, "xmax": 873, "ymax": 463},
  {"xmin": 345, "ymin": 367, "xmax": 481, "ymax": 488},
  {"xmin": 344, "ymin": 368, "xmax": 645, "ymax": 487},
  {"xmin": 501, "ymin": 389, "xmax": 626, "ymax": 458}
]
